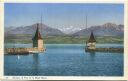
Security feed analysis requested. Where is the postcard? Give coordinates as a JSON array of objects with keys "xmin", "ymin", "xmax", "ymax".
[{"xmin": 0, "ymin": 0, "xmax": 128, "ymax": 80}]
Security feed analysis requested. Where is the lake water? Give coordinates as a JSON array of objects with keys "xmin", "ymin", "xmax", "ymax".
[{"xmin": 4, "ymin": 44, "xmax": 123, "ymax": 76}]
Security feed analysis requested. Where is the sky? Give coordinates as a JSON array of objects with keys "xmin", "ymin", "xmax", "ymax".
[{"xmin": 5, "ymin": 3, "xmax": 124, "ymax": 33}]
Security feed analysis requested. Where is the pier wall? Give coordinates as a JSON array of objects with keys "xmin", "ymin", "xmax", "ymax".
[
  {"xmin": 5, "ymin": 47, "xmax": 45, "ymax": 54},
  {"xmin": 85, "ymin": 47, "xmax": 123, "ymax": 53}
]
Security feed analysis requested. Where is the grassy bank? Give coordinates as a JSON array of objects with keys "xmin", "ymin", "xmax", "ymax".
[{"xmin": 4, "ymin": 34, "xmax": 124, "ymax": 44}]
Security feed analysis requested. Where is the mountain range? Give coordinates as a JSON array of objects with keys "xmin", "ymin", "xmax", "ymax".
[
  {"xmin": 5, "ymin": 22, "xmax": 124, "ymax": 37},
  {"xmin": 5, "ymin": 23, "xmax": 65, "ymax": 36},
  {"xmin": 72, "ymin": 23, "xmax": 124, "ymax": 36}
]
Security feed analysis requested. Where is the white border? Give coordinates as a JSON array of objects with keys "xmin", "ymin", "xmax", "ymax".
[
  {"xmin": 3, "ymin": 0, "xmax": 126, "ymax": 3},
  {"xmin": 1, "ymin": 0, "xmax": 128, "ymax": 80},
  {"xmin": 0, "ymin": 2, "xmax": 4, "ymax": 80}
]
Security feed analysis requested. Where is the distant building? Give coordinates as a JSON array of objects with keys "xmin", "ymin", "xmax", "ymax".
[
  {"xmin": 32, "ymin": 23, "xmax": 44, "ymax": 50},
  {"xmin": 86, "ymin": 32, "xmax": 96, "ymax": 50}
]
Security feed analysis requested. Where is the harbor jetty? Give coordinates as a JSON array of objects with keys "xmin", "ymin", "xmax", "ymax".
[
  {"xmin": 85, "ymin": 47, "xmax": 123, "ymax": 53},
  {"xmin": 85, "ymin": 32, "xmax": 123, "ymax": 53},
  {"xmin": 5, "ymin": 23, "xmax": 45, "ymax": 55}
]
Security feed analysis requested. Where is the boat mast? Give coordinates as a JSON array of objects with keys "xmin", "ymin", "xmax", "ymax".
[
  {"xmin": 85, "ymin": 14, "xmax": 88, "ymax": 46},
  {"xmin": 40, "ymin": 13, "xmax": 45, "ymax": 49},
  {"xmin": 41, "ymin": 13, "xmax": 42, "ymax": 33},
  {"xmin": 86, "ymin": 14, "xmax": 87, "ymax": 29}
]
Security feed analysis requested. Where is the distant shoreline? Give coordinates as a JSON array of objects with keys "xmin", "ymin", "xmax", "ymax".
[{"xmin": 5, "ymin": 35, "xmax": 123, "ymax": 44}]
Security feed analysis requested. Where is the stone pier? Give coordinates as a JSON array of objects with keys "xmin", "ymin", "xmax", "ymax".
[
  {"xmin": 5, "ymin": 48, "xmax": 45, "ymax": 55},
  {"xmin": 85, "ymin": 47, "xmax": 123, "ymax": 53}
]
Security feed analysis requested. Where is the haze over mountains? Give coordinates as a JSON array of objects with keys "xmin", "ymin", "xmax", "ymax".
[
  {"xmin": 5, "ymin": 23, "xmax": 65, "ymax": 36},
  {"xmin": 5, "ymin": 22, "xmax": 124, "ymax": 37},
  {"xmin": 73, "ymin": 23, "xmax": 124, "ymax": 36}
]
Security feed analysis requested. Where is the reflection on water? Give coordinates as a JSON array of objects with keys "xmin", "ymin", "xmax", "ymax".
[
  {"xmin": 89, "ymin": 52, "xmax": 96, "ymax": 61},
  {"xmin": 18, "ymin": 55, "xmax": 20, "ymax": 60},
  {"xmin": 32, "ymin": 54, "xmax": 39, "ymax": 75},
  {"xmin": 4, "ymin": 44, "xmax": 123, "ymax": 76}
]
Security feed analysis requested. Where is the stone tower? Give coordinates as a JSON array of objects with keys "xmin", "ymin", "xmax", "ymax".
[
  {"xmin": 32, "ymin": 23, "xmax": 44, "ymax": 50},
  {"xmin": 87, "ymin": 32, "xmax": 96, "ymax": 50}
]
